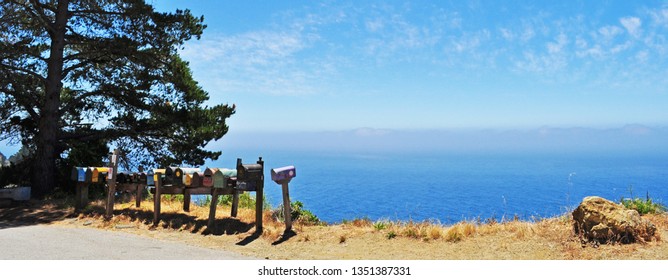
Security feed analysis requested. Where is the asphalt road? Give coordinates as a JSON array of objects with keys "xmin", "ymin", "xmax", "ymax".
[{"xmin": 0, "ymin": 225, "xmax": 256, "ymax": 260}]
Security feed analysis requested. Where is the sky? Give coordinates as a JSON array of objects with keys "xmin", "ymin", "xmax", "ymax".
[
  {"xmin": 3, "ymin": 0, "xmax": 668, "ymax": 156},
  {"xmin": 151, "ymin": 0, "xmax": 668, "ymax": 133}
]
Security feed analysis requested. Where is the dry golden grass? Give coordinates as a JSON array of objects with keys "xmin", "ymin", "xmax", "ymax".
[{"xmin": 18, "ymin": 196, "xmax": 666, "ymax": 260}]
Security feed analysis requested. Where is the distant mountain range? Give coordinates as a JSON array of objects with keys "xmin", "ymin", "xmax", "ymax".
[{"xmin": 213, "ymin": 125, "xmax": 668, "ymax": 154}]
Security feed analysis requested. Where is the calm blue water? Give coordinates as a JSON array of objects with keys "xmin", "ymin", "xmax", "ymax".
[{"xmin": 204, "ymin": 150, "xmax": 668, "ymax": 224}]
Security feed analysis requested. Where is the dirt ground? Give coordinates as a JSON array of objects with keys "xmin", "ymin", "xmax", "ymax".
[{"xmin": 2, "ymin": 198, "xmax": 667, "ymax": 260}]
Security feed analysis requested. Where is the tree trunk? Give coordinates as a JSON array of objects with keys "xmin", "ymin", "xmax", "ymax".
[{"xmin": 31, "ymin": 0, "xmax": 69, "ymax": 198}]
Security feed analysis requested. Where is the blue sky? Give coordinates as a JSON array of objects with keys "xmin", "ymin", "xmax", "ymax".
[
  {"xmin": 3, "ymin": 1, "xmax": 668, "ymax": 156},
  {"xmin": 152, "ymin": 0, "xmax": 668, "ymax": 132}
]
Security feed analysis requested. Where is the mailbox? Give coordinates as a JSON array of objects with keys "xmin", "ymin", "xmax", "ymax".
[
  {"xmin": 146, "ymin": 170, "xmax": 155, "ymax": 186},
  {"xmin": 153, "ymin": 169, "xmax": 165, "ymax": 185},
  {"xmin": 202, "ymin": 168, "xmax": 218, "ymax": 187},
  {"xmin": 137, "ymin": 172, "xmax": 147, "ymax": 184},
  {"xmin": 91, "ymin": 167, "xmax": 109, "ymax": 183},
  {"xmin": 85, "ymin": 167, "xmax": 94, "ymax": 182},
  {"xmin": 235, "ymin": 157, "xmax": 264, "ymax": 191},
  {"xmin": 164, "ymin": 167, "xmax": 179, "ymax": 185},
  {"xmin": 71, "ymin": 167, "xmax": 82, "ymax": 182},
  {"xmin": 128, "ymin": 172, "xmax": 138, "ymax": 183},
  {"xmin": 212, "ymin": 170, "xmax": 225, "ymax": 188},
  {"xmin": 271, "ymin": 166, "xmax": 296, "ymax": 184},
  {"xmin": 177, "ymin": 167, "xmax": 201, "ymax": 186},
  {"xmin": 236, "ymin": 181, "xmax": 256, "ymax": 191},
  {"xmin": 116, "ymin": 172, "xmax": 130, "ymax": 184},
  {"xmin": 236, "ymin": 158, "xmax": 263, "ymax": 182},
  {"xmin": 190, "ymin": 172, "xmax": 203, "ymax": 187},
  {"xmin": 75, "ymin": 167, "xmax": 91, "ymax": 182},
  {"xmin": 212, "ymin": 168, "xmax": 236, "ymax": 188}
]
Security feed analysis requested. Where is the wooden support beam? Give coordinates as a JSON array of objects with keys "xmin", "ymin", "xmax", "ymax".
[
  {"xmin": 231, "ymin": 191, "xmax": 239, "ymax": 217},
  {"xmin": 74, "ymin": 182, "xmax": 88, "ymax": 211},
  {"xmin": 208, "ymin": 188, "xmax": 220, "ymax": 229},
  {"xmin": 135, "ymin": 184, "xmax": 143, "ymax": 208},
  {"xmin": 281, "ymin": 182, "xmax": 292, "ymax": 232},
  {"xmin": 105, "ymin": 150, "xmax": 119, "ymax": 219},
  {"xmin": 153, "ymin": 173, "xmax": 162, "ymax": 225},
  {"xmin": 183, "ymin": 188, "xmax": 191, "ymax": 212}
]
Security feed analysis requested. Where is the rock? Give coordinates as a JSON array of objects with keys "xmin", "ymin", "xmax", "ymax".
[
  {"xmin": 572, "ymin": 196, "xmax": 657, "ymax": 244},
  {"xmin": 115, "ymin": 224, "xmax": 134, "ymax": 229}
]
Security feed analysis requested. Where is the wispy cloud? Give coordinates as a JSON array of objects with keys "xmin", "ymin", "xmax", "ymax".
[
  {"xmin": 183, "ymin": 31, "xmax": 306, "ymax": 66},
  {"xmin": 620, "ymin": 17, "xmax": 642, "ymax": 37},
  {"xmin": 181, "ymin": 25, "xmax": 334, "ymax": 96},
  {"xmin": 648, "ymin": 8, "xmax": 668, "ymax": 27},
  {"xmin": 180, "ymin": 2, "xmax": 668, "ymax": 98}
]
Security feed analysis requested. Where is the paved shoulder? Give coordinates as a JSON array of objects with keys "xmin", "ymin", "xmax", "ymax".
[{"xmin": 0, "ymin": 225, "xmax": 256, "ymax": 260}]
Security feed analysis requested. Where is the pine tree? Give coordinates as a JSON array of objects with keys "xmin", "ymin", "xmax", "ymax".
[{"xmin": 0, "ymin": 0, "xmax": 234, "ymax": 197}]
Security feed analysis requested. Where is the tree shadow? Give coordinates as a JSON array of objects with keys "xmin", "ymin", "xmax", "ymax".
[
  {"xmin": 1, "ymin": 197, "xmax": 255, "ymax": 239},
  {"xmin": 0, "ymin": 199, "xmax": 77, "ymax": 230},
  {"xmin": 105, "ymin": 207, "xmax": 254, "ymax": 236}
]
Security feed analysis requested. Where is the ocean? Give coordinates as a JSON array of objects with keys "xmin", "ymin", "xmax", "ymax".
[{"xmin": 204, "ymin": 149, "xmax": 668, "ymax": 224}]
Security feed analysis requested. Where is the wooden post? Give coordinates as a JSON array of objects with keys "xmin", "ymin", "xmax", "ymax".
[
  {"xmin": 230, "ymin": 191, "xmax": 239, "ymax": 217},
  {"xmin": 105, "ymin": 150, "xmax": 119, "ymax": 219},
  {"xmin": 255, "ymin": 157, "xmax": 264, "ymax": 233},
  {"xmin": 208, "ymin": 188, "xmax": 220, "ymax": 229},
  {"xmin": 281, "ymin": 182, "xmax": 292, "ymax": 231},
  {"xmin": 75, "ymin": 182, "xmax": 88, "ymax": 211},
  {"xmin": 135, "ymin": 184, "xmax": 142, "ymax": 208},
  {"xmin": 183, "ymin": 188, "xmax": 191, "ymax": 212},
  {"xmin": 153, "ymin": 172, "xmax": 162, "ymax": 225}
]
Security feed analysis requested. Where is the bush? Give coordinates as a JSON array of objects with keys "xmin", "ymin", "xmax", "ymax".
[
  {"xmin": 373, "ymin": 221, "xmax": 388, "ymax": 231},
  {"xmin": 201, "ymin": 192, "xmax": 270, "ymax": 210},
  {"xmin": 274, "ymin": 200, "xmax": 323, "ymax": 226},
  {"xmin": 620, "ymin": 188, "xmax": 666, "ymax": 215},
  {"xmin": 621, "ymin": 196, "xmax": 666, "ymax": 215}
]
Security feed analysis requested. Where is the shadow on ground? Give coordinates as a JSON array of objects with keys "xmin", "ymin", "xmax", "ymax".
[
  {"xmin": 1, "ymin": 198, "xmax": 255, "ymax": 238},
  {"xmin": 0, "ymin": 199, "xmax": 77, "ymax": 229}
]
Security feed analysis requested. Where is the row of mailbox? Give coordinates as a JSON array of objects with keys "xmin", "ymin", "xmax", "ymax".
[{"xmin": 71, "ymin": 164, "xmax": 263, "ymax": 190}]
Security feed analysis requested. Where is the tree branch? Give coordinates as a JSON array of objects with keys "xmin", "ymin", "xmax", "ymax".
[
  {"xmin": 58, "ymin": 89, "xmax": 105, "ymax": 115},
  {"xmin": 15, "ymin": 0, "xmax": 57, "ymax": 35},
  {"xmin": 0, "ymin": 63, "xmax": 46, "ymax": 83}
]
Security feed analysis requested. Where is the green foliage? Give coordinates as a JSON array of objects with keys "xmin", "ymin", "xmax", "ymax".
[
  {"xmin": 0, "ymin": 0, "xmax": 234, "ymax": 196},
  {"xmin": 373, "ymin": 221, "xmax": 388, "ymax": 231},
  {"xmin": 274, "ymin": 200, "xmax": 323, "ymax": 226},
  {"xmin": 201, "ymin": 192, "xmax": 270, "ymax": 210},
  {"xmin": 620, "ymin": 188, "xmax": 666, "ymax": 215},
  {"xmin": 0, "ymin": 147, "xmax": 32, "ymax": 187},
  {"xmin": 0, "ymin": 161, "xmax": 30, "ymax": 188},
  {"xmin": 290, "ymin": 200, "xmax": 323, "ymax": 225},
  {"xmin": 386, "ymin": 231, "xmax": 397, "ymax": 239},
  {"xmin": 164, "ymin": 194, "xmax": 184, "ymax": 203}
]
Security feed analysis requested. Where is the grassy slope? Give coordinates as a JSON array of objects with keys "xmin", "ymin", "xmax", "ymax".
[{"xmin": 3, "ymin": 196, "xmax": 667, "ymax": 260}]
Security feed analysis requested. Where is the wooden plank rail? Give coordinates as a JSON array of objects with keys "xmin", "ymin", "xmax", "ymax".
[
  {"xmin": 150, "ymin": 177, "xmax": 247, "ymax": 229},
  {"xmin": 73, "ymin": 154, "xmax": 266, "ymax": 235}
]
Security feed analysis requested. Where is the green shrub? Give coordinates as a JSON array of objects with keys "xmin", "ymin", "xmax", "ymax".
[
  {"xmin": 621, "ymin": 196, "xmax": 666, "ymax": 215},
  {"xmin": 200, "ymin": 192, "xmax": 270, "ymax": 210},
  {"xmin": 373, "ymin": 221, "xmax": 388, "ymax": 231},
  {"xmin": 274, "ymin": 200, "xmax": 323, "ymax": 226},
  {"xmin": 620, "ymin": 188, "xmax": 666, "ymax": 215},
  {"xmin": 290, "ymin": 200, "xmax": 322, "ymax": 225}
]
